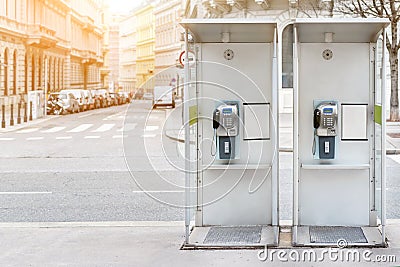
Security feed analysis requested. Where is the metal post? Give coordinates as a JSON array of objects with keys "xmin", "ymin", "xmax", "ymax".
[
  {"xmin": 184, "ymin": 28, "xmax": 190, "ymax": 245},
  {"xmin": 17, "ymin": 103, "xmax": 21, "ymax": 124},
  {"xmin": 10, "ymin": 103, "xmax": 14, "ymax": 126},
  {"xmin": 381, "ymin": 27, "xmax": 387, "ymax": 245},
  {"xmin": 292, "ymin": 25, "xmax": 299, "ymax": 245},
  {"xmin": 44, "ymin": 58, "xmax": 48, "ymax": 118},
  {"xmin": 271, "ymin": 26, "xmax": 280, "ymax": 245},
  {"xmin": 1, "ymin": 105, "xmax": 5, "ymax": 128},
  {"xmin": 24, "ymin": 102, "xmax": 28, "ymax": 122},
  {"xmin": 29, "ymin": 101, "xmax": 33, "ymax": 121}
]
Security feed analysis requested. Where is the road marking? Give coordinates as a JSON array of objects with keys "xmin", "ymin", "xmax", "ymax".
[
  {"xmin": 0, "ymin": 192, "xmax": 52, "ymax": 195},
  {"xmin": 56, "ymin": 136, "xmax": 72, "ymax": 140},
  {"xmin": 92, "ymin": 123, "xmax": 115, "ymax": 132},
  {"xmin": 67, "ymin": 124, "xmax": 93, "ymax": 133},
  {"xmin": 0, "ymin": 137, "xmax": 15, "ymax": 141},
  {"xmin": 41, "ymin": 126, "xmax": 66, "ymax": 133},
  {"xmin": 103, "ymin": 112, "xmax": 124, "ymax": 121},
  {"xmin": 26, "ymin": 137, "xmax": 44, "ymax": 141},
  {"xmin": 132, "ymin": 190, "xmax": 184, "ymax": 193},
  {"xmin": 112, "ymin": 135, "xmax": 127, "ymax": 139},
  {"xmin": 141, "ymin": 134, "xmax": 156, "ymax": 138},
  {"xmin": 117, "ymin": 123, "xmax": 137, "ymax": 132},
  {"xmin": 78, "ymin": 113, "xmax": 93, "ymax": 118},
  {"xmin": 145, "ymin": 126, "xmax": 159, "ymax": 131},
  {"xmin": 84, "ymin": 135, "xmax": 100, "ymax": 139},
  {"xmin": 16, "ymin": 128, "xmax": 39, "ymax": 134}
]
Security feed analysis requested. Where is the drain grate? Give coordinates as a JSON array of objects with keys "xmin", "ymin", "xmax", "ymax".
[
  {"xmin": 310, "ymin": 226, "xmax": 367, "ymax": 244},
  {"xmin": 204, "ymin": 226, "xmax": 262, "ymax": 244}
]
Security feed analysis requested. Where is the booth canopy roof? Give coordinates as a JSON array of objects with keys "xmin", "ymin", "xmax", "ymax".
[
  {"xmin": 180, "ymin": 19, "xmax": 277, "ymax": 43},
  {"xmin": 294, "ymin": 18, "xmax": 389, "ymax": 43}
]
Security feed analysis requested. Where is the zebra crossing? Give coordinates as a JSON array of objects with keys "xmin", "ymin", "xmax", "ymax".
[{"xmin": 0, "ymin": 122, "xmax": 163, "ymax": 142}]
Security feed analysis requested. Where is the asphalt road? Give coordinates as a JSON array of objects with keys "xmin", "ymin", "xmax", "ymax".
[
  {"xmin": 0, "ymin": 101, "xmax": 185, "ymax": 222},
  {"xmin": 0, "ymin": 100, "xmax": 399, "ymax": 222}
]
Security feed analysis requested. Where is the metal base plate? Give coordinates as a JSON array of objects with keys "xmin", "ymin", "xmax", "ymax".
[
  {"xmin": 185, "ymin": 226, "xmax": 277, "ymax": 248},
  {"xmin": 204, "ymin": 226, "xmax": 262, "ymax": 244},
  {"xmin": 310, "ymin": 226, "xmax": 367, "ymax": 244}
]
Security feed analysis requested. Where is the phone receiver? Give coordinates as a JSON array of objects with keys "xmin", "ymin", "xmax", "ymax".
[
  {"xmin": 313, "ymin": 109, "xmax": 321, "ymax": 129},
  {"xmin": 213, "ymin": 110, "xmax": 220, "ymax": 129}
]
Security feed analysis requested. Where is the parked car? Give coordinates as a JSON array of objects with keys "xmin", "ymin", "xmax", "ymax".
[
  {"xmin": 109, "ymin": 92, "xmax": 121, "ymax": 105},
  {"xmin": 153, "ymin": 86, "xmax": 175, "ymax": 108},
  {"xmin": 134, "ymin": 90, "xmax": 144, "ymax": 100},
  {"xmin": 59, "ymin": 89, "xmax": 88, "ymax": 111},
  {"xmin": 93, "ymin": 89, "xmax": 112, "ymax": 108},
  {"xmin": 56, "ymin": 92, "xmax": 80, "ymax": 113},
  {"xmin": 143, "ymin": 92, "xmax": 153, "ymax": 100},
  {"xmin": 83, "ymin": 89, "xmax": 95, "ymax": 110},
  {"xmin": 118, "ymin": 92, "xmax": 130, "ymax": 104},
  {"xmin": 90, "ymin": 90, "xmax": 102, "ymax": 109}
]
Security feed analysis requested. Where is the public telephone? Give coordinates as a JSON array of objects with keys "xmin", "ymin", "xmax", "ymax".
[
  {"xmin": 212, "ymin": 103, "xmax": 239, "ymax": 159},
  {"xmin": 312, "ymin": 101, "xmax": 338, "ymax": 159}
]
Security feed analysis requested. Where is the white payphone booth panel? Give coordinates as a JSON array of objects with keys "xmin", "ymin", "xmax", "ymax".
[
  {"xmin": 180, "ymin": 19, "xmax": 279, "ymax": 248},
  {"xmin": 292, "ymin": 19, "xmax": 388, "ymax": 247}
]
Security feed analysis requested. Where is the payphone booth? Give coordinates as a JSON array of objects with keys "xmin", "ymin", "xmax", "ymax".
[
  {"xmin": 292, "ymin": 18, "xmax": 389, "ymax": 247},
  {"xmin": 180, "ymin": 19, "xmax": 279, "ymax": 248}
]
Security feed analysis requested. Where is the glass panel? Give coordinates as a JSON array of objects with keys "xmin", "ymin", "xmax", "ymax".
[
  {"xmin": 182, "ymin": 41, "xmax": 199, "ymax": 231},
  {"xmin": 282, "ymin": 25, "xmax": 293, "ymax": 88}
]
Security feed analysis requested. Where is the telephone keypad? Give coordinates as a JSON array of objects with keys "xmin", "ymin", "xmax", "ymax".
[{"xmin": 323, "ymin": 116, "xmax": 334, "ymax": 127}]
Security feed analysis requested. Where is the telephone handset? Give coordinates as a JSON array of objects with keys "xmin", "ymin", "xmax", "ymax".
[
  {"xmin": 213, "ymin": 109, "xmax": 220, "ymax": 129},
  {"xmin": 313, "ymin": 109, "xmax": 321, "ymax": 129}
]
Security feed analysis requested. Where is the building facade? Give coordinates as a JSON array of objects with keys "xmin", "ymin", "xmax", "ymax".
[
  {"xmin": 69, "ymin": 0, "xmax": 105, "ymax": 90},
  {"xmin": 0, "ymin": 0, "xmax": 105, "ymax": 106},
  {"xmin": 119, "ymin": 12, "xmax": 137, "ymax": 93},
  {"xmin": 106, "ymin": 15, "xmax": 122, "ymax": 92},
  {"xmin": 154, "ymin": 0, "xmax": 184, "ymax": 90},
  {"xmin": 135, "ymin": 5, "xmax": 155, "ymax": 93}
]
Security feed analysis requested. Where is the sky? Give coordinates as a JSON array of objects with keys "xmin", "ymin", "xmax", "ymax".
[{"xmin": 107, "ymin": 0, "xmax": 144, "ymax": 14}]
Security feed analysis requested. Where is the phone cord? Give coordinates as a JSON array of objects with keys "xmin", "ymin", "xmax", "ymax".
[
  {"xmin": 312, "ymin": 128, "xmax": 317, "ymax": 155},
  {"xmin": 211, "ymin": 129, "xmax": 217, "ymax": 156}
]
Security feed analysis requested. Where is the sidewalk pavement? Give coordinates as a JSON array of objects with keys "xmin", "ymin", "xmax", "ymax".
[{"xmin": 0, "ymin": 220, "xmax": 399, "ymax": 266}]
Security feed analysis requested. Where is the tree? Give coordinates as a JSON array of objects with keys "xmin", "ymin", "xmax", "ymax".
[
  {"xmin": 336, "ymin": 0, "xmax": 400, "ymax": 121},
  {"xmin": 295, "ymin": 0, "xmax": 335, "ymax": 17}
]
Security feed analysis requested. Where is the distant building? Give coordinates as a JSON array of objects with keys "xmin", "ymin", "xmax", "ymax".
[
  {"xmin": 119, "ymin": 12, "xmax": 137, "ymax": 93},
  {"xmin": 135, "ymin": 5, "xmax": 155, "ymax": 93},
  {"xmin": 69, "ymin": 0, "xmax": 105, "ymax": 91},
  {"xmin": 0, "ymin": 0, "xmax": 106, "ymax": 105},
  {"xmin": 107, "ymin": 15, "xmax": 123, "ymax": 92},
  {"xmin": 154, "ymin": 0, "xmax": 185, "ymax": 91}
]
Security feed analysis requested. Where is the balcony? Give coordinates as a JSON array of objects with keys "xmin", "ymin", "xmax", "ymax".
[
  {"xmin": 0, "ymin": 16, "xmax": 26, "ymax": 37},
  {"xmin": 82, "ymin": 50, "xmax": 98, "ymax": 64},
  {"xmin": 26, "ymin": 24, "xmax": 57, "ymax": 49},
  {"xmin": 82, "ymin": 16, "xmax": 95, "ymax": 31},
  {"xmin": 100, "ymin": 67, "xmax": 111, "ymax": 76}
]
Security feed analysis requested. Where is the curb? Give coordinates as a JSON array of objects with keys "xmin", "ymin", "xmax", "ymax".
[{"xmin": 164, "ymin": 130, "xmax": 184, "ymax": 143}]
